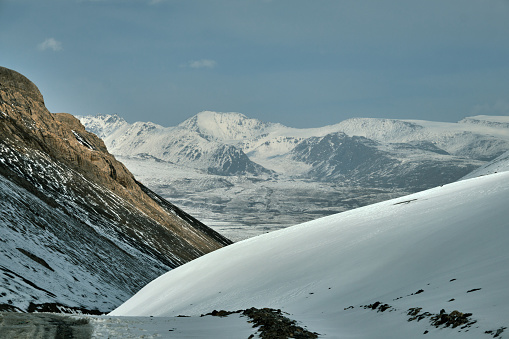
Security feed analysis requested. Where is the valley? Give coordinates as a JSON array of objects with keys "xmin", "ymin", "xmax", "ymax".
[
  {"xmin": 1, "ymin": 65, "xmax": 508, "ymax": 338},
  {"xmin": 80, "ymin": 112, "xmax": 509, "ymax": 240},
  {"xmin": 117, "ymin": 155, "xmax": 406, "ymax": 241}
]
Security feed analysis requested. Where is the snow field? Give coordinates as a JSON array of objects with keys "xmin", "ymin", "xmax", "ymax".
[{"xmin": 111, "ymin": 172, "xmax": 509, "ymax": 338}]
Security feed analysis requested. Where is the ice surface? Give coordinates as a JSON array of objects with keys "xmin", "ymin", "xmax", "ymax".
[{"xmin": 90, "ymin": 314, "xmax": 257, "ymax": 339}]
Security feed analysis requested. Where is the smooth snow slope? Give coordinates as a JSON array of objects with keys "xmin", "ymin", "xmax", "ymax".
[
  {"xmin": 112, "ymin": 172, "xmax": 509, "ymax": 338},
  {"xmin": 462, "ymin": 149, "xmax": 509, "ymax": 180}
]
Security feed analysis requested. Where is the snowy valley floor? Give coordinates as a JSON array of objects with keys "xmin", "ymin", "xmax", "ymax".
[
  {"xmin": 1, "ymin": 303, "xmax": 506, "ymax": 339},
  {"xmin": 116, "ymin": 155, "xmax": 407, "ymax": 242},
  {"xmin": 0, "ymin": 311, "xmax": 315, "ymax": 339}
]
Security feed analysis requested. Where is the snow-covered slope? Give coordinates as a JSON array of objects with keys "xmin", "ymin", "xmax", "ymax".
[
  {"xmin": 336, "ymin": 116, "xmax": 509, "ymax": 159},
  {"xmin": 460, "ymin": 115, "xmax": 509, "ymax": 130},
  {"xmin": 177, "ymin": 111, "xmax": 283, "ymax": 141},
  {"xmin": 112, "ymin": 172, "xmax": 509, "ymax": 338},
  {"xmin": 462, "ymin": 149, "xmax": 509, "ymax": 180},
  {"xmin": 0, "ymin": 159, "xmax": 166, "ymax": 312}
]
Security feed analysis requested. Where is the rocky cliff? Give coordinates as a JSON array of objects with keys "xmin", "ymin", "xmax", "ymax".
[{"xmin": 0, "ymin": 66, "xmax": 231, "ymax": 312}]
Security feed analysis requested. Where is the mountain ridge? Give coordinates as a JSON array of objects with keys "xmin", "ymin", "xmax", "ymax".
[
  {"xmin": 0, "ymin": 66, "xmax": 231, "ymax": 312},
  {"xmin": 81, "ymin": 112, "xmax": 509, "ymax": 180}
]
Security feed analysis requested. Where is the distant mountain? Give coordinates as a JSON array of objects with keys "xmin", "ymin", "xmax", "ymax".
[
  {"xmin": 80, "ymin": 112, "xmax": 509, "ymax": 239},
  {"xmin": 80, "ymin": 112, "xmax": 271, "ymax": 176},
  {"xmin": 0, "ymin": 67, "xmax": 231, "ymax": 313},
  {"xmin": 81, "ymin": 111, "xmax": 509, "ymax": 188},
  {"xmin": 288, "ymin": 131, "xmax": 488, "ymax": 190},
  {"xmin": 460, "ymin": 115, "xmax": 509, "ymax": 129}
]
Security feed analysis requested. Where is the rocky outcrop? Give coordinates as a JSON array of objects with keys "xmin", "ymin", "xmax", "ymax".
[
  {"xmin": 0, "ymin": 66, "xmax": 231, "ymax": 312},
  {"xmin": 202, "ymin": 308, "xmax": 320, "ymax": 339}
]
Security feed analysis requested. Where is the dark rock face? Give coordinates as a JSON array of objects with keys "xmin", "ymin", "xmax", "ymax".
[
  {"xmin": 242, "ymin": 307, "xmax": 319, "ymax": 339},
  {"xmin": 363, "ymin": 301, "xmax": 392, "ymax": 312},
  {"xmin": 0, "ymin": 67, "xmax": 44, "ymax": 103},
  {"xmin": 207, "ymin": 144, "xmax": 272, "ymax": 176},
  {"xmin": 292, "ymin": 132, "xmax": 391, "ymax": 176},
  {"xmin": 430, "ymin": 309, "xmax": 473, "ymax": 328},
  {"xmin": 291, "ymin": 132, "xmax": 479, "ymax": 191},
  {"xmin": 0, "ymin": 66, "xmax": 231, "ymax": 312}
]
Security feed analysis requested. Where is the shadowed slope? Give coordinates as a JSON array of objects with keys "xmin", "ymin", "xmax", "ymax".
[{"xmin": 0, "ymin": 66, "xmax": 231, "ymax": 312}]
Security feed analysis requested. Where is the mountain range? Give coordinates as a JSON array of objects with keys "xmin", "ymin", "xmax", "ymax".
[
  {"xmin": 1, "ymin": 65, "xmax": 508, "ymax": 338},
  {"xmin": 0, "ymin": 66, "xmax": 230, "ymax": 313},
  {"xmin": 80, "ymin": 111, "xmax": 509, "ymax": 240},
  {"xmin": 81, "ymin": 111, "xmax": 509, "ymax": 184}
]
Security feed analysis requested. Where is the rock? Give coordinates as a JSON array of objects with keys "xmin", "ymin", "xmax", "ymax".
[
  {"xmin": 0, "ymin": 66, "xmax": 231, "ymax": 257},
  {"xmin": 0, "ymin": 66, "xmax": 232, "ymax": 312},
  {"xmin": 242, "ymin": 307, "xmax": 319, "ymax": 339}
]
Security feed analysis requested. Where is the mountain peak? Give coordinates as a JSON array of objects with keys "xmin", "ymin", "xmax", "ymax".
[
  {"xmin": 0, "ymin": 66, "xmax": 44, "ymax": 103},
  {"xmin": 95, "ymin": 113, "xmax": 126, "ymax": 123},
  {"xmin": 180, "ymin": 111, "xmax": 277, "ymax": 141},
  {"xmin": 78, "ymin": 113, "xmax": 129, "ymax": 138},
  {"xmin": 196, "ymin": 110, "xmax": 249, "ymax": 120}
]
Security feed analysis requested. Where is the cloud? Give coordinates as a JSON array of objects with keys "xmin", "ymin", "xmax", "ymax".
[
  {"xmin": 472, "ymin": 100, "xmax": 509, "ymax": 116},
  {"xmin": 182, "ymin": 59, "xmax": 217, "ymax": 69},
  {"xmin": 38, "ymin": 38, "xmax": 63, "ymax": 52}
]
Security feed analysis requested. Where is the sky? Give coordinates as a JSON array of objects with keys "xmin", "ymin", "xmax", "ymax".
[{"xmin": 1, "ymin": 0, "xmax": 509, "ymax": 128}]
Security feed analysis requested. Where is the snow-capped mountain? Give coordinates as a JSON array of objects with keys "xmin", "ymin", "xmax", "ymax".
[
  {"xmin": 0, "ymin": 66, "xmax": 230, "ymax": 313},
  {"xmin": 460, "ymin": 115, "xmax": 509, "ymax": 130},
  {"xmin": 288, "ymin": 131, "xmax": 479, "ymax": 189},
  {"xmin": 109, "ymin": 171, "xmax": 509, "ymax": 338},
  {"xmin": 80, "ymin": 112, "xmax": 271, "ymax": 176},
  {"xmin": 81, "ymin": 111, "xmax": 509, "ymax": 185},
  {"xmin": 80, "ymin": 111, "xmax": 509, "ymax": 240}
]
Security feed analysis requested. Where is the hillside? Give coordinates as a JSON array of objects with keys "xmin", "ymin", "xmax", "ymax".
[
  {"xmin": 461, "ymin": 149, "xmax": 509, "ymax": 180},
  {"xmin": 0, "ymin": 66, "xmax": 231, "ymax": 313},
  {"xmin": 109, "ymin": 171, "xmax": 509, "ymax": 338}
]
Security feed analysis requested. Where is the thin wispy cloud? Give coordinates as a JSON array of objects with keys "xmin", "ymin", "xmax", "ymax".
[
  {"xmin": 472, "ymin": 100, "xmax": 509, "ymax": 116},
  {"xmin": 182, "ymin": 59, "xmax": 217, "ymax": 69},
  {"xmin": 38, "ymin": 38, "xmax": 63, "ymax": 52}
]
